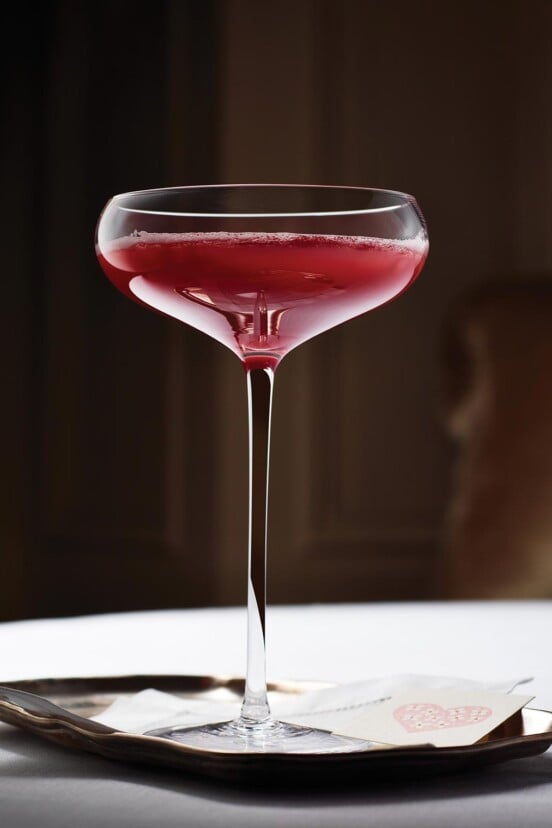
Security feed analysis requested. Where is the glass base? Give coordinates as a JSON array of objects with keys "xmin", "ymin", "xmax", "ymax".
[{"xmin": 145, "ymin": 717, "xmax": 371, "ymax": 754}]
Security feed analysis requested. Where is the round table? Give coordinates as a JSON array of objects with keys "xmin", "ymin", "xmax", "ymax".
[{"xmin": 1, "ymin": 602, "xmax": 551, "ymax": 827}]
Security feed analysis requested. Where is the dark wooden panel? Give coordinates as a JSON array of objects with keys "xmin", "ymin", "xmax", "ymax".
[
  {"xmin": 214, "ymin": 0, "xmax": 551, "ymax": 605},
  {"xmin": 2, "ymin": 1, "xmax": 221, "ymax": 619},
  {"xmin": 0, "ymin": 4, "xmax": 52, "ymax": 620}
]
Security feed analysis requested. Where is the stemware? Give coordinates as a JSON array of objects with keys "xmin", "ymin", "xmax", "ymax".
[{"xmin": 96, "ymin": 184, "xmax": 428, "ymax": 752}]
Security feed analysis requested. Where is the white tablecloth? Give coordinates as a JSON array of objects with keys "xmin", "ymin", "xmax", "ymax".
[{"xmin": 0, "ymin": 602, "xmax": 551, "ymax": 827}]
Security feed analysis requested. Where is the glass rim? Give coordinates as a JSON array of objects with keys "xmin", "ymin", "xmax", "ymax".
[{"xmin": 109, "ymin": 183, "xmax": 418, "ymax": 219}]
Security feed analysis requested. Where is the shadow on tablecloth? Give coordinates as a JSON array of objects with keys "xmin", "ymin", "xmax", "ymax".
[{"xmin": 1, "ymin": 725, "xmax": 551, "ymax": 809}]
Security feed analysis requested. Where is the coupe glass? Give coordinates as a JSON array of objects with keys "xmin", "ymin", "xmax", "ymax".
[{"xmin": 96, "ymin": 184, "xmax": 428, "ymax": 753}]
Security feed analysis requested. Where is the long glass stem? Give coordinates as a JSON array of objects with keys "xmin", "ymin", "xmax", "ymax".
[{"xmin": 239, "ymin": 366, "xmax": 274, "ymax": 725}]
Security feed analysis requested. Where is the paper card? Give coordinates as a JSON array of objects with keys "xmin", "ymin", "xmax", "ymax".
[{"xmin": 332, "ymin": 687, "xmax": 534, "ymax": 747}]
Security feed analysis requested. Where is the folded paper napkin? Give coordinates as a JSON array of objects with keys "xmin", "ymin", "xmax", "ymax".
[{"xmin": 91, "ymin": 675, "xmax": 531, "ymax": 735}]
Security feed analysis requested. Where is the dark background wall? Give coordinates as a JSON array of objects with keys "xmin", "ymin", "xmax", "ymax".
[{"xmin": 2, "ymin": 0, "xmax": 551, "ymax": 620}]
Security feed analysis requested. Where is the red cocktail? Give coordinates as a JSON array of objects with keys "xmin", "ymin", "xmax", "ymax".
[{"xmin": 96, "ymin": 185, "xmax": 429, "ymax": 753}]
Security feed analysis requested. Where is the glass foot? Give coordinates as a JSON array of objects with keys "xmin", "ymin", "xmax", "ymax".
[{"xmin": 145, "ymin": 718, "xmax": 371, "ymax": 754}]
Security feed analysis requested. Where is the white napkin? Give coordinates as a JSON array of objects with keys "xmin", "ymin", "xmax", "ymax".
[{"xmin": 91, "ymin": 674, "xmax": 532, "ymax": 735}]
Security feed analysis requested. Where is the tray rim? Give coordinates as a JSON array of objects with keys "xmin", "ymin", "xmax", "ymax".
[{"xmin": 0, "ymin": 674, "xmax": 551, "ymax": 774}]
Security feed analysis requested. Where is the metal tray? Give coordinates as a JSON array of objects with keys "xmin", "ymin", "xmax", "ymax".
[{"xmin": 0, "ymin": 675, "xmax": 551, "ymax": 783}]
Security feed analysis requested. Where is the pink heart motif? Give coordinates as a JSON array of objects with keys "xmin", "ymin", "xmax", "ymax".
[{"xmin": 394, "ymin": 702, "xmax": 493, "ymax": 733}]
